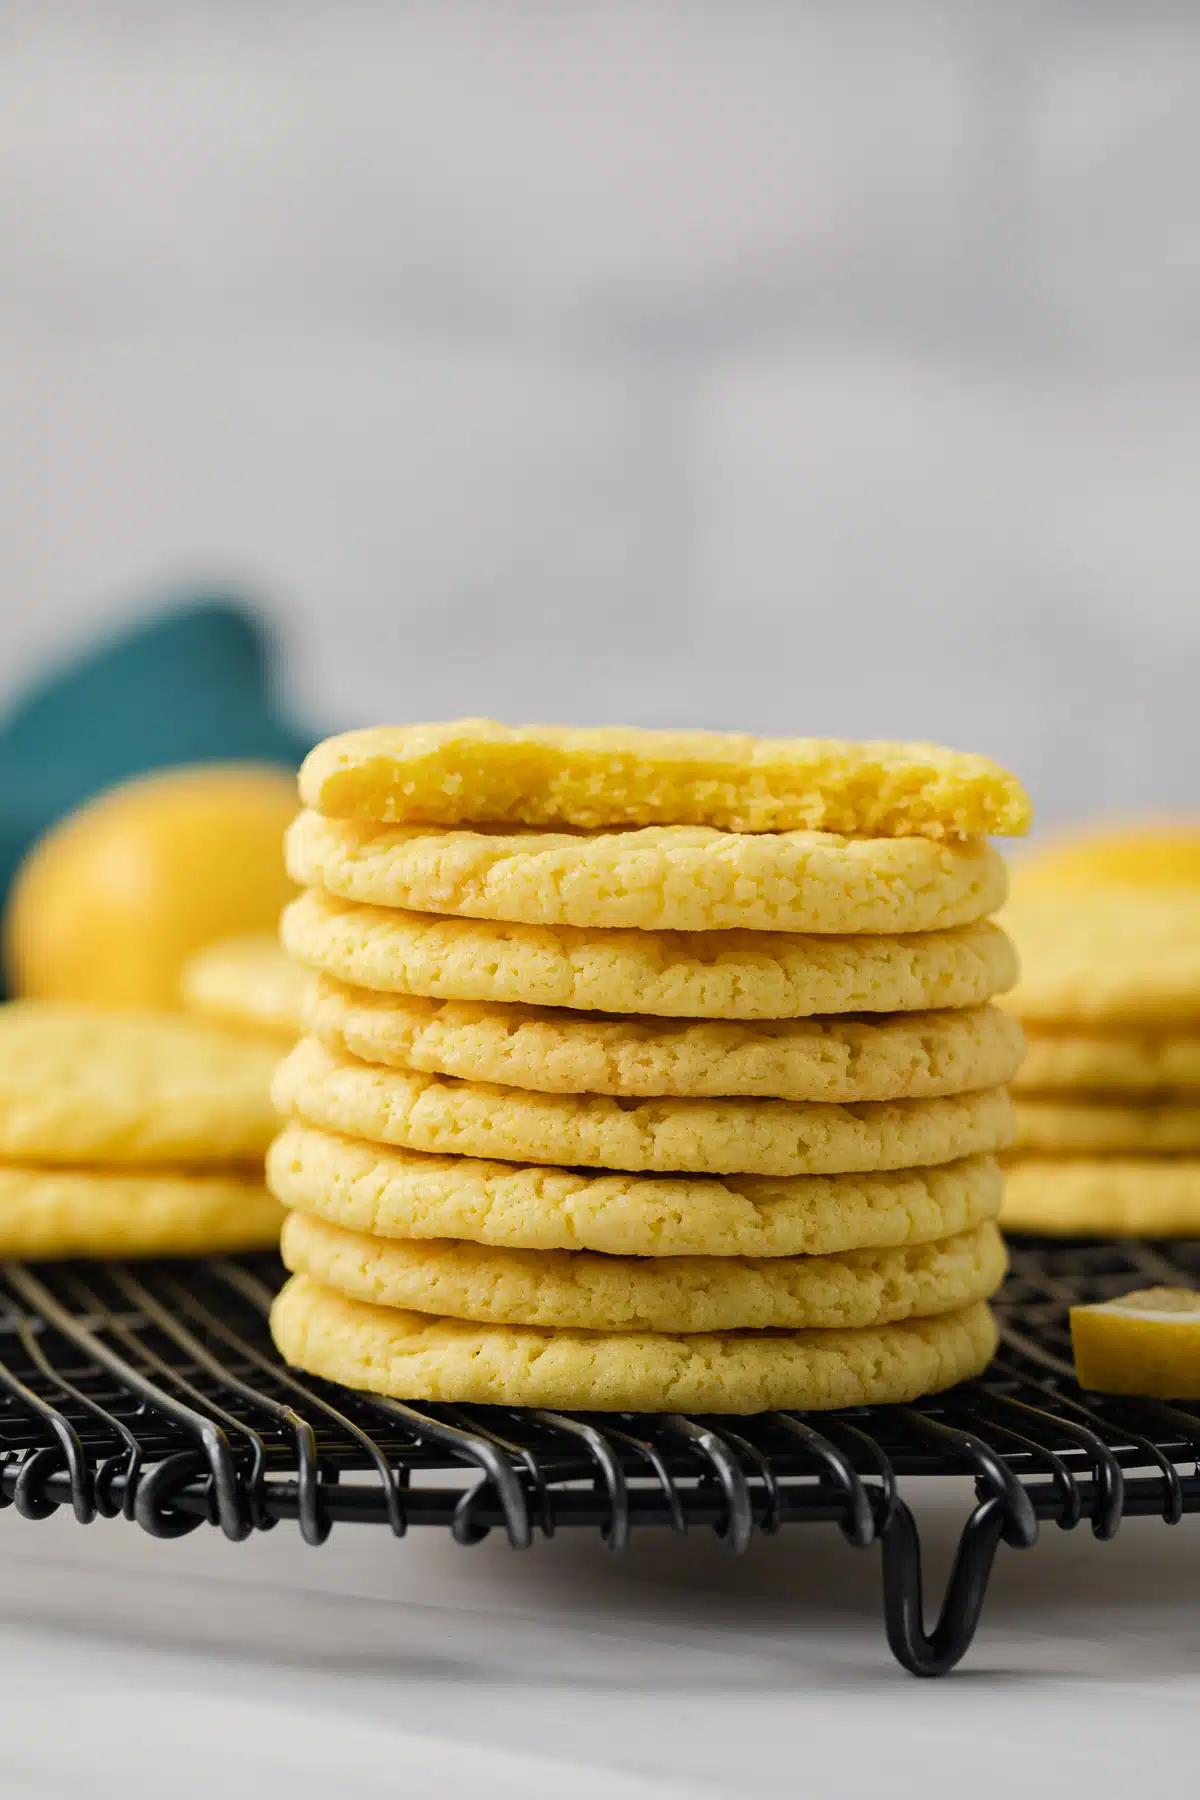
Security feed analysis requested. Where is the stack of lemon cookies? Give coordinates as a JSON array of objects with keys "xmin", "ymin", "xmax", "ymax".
[
  {"xmin": 268, "ymin": 722, "xmax": 1030, "ymax": 1414},
  {"xmin": 1004, "ymin": 889, "xmax": 1200, "ymax": 1236},
  {"xmin": 0, "ymin": 1001, "xmax": 283, "ymax": 1258}
]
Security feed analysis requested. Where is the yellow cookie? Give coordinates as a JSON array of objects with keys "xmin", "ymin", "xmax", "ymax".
[
  {"xmin": 269, "ymin": 1125, "xmax": 1005, "ymax": 1258},
  {"xmin": 1014, "ymin": 1098, "xmax": 1200, "ymax": 1155},
  {"xmin": 180, "ymin": 934, "xmax": 312, "ymax": 1040},
  {"xmin": 0, "ymin": 1000, "xmax": 280, "ymax": 1165},
  {"xmin": 299, "ymin": 721, "xmax": 1031, "ymax": 838},
  {"xmin": 1010, "ymin": 822, "xmax": 1200, "ymax": 893},
  {"xmin": 1015, "ymin": 1030, "xmax": 1200, "ymax": 1096},
  {"xmin": 1003, "ymin": 890, "xmax": 1200, "ymax": 1028},
  {"xmin": 273, "ymin": 1035, "xmax": 1015, "ymax": 1176},
  {"xmin": 286, "ymin": 812, "xmax": 1008, "ymax": 935},
  {"xmin": 1002, "ymin": 1159, "xmax": 1200, "ymax": 1236},
  {"xmin": 271, "ymin": 1275, "xmax": 999, "ymax": 1412},
  {"xmin": 283, "ymin": 891, "xmax": 1017, "ymax": 1021},
  {"xmin": 280, "ymin": 1210, "xmax": 1007, "ymax": 1334},
  {"xmin": 307, "ymin": 981, "xmax": 1024, "ymax": 1104},
  {"xmin": 0, "ymin": 1165, "xmax": 283, "ymax": 1258}
]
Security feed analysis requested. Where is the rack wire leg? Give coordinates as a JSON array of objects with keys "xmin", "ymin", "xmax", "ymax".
[{"xmin": 880, "ymin": 1495, "xmax": 1021, "ymax": 1677}]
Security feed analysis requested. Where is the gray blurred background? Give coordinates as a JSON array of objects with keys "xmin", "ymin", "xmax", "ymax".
[{"xmin": 1, "ymin": 1, "xmax": 1196, "ymax": 829}]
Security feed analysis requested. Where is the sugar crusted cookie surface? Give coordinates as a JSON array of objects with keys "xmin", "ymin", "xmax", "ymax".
[
  {"xmin": 180, "ymin": 934, "xmax": 312, "ymax": 1040},
  {"xmin": 299, "ymin": 721, "xmax": 1031, "ymax": 838},
  {"xmin": 307, "ymin": 981, "xmax": 1025, "ymax": 1104},
  {"xmin": 273, "ymin": 1035, "xmax": 1014, "ymax": 1176},
  {"xmin": 1002, "ymin": 1159, "xmax": 1200, "ymax": 1237},
  {"xmin": 0, "ymin": 1000, "xmax": 280, "ymax": 1164},
  {"xmin": 0, "ymin": 1165, "xmax": 283, "ymax": 1258},
  {"xmin": 281, "ymin": 1210, "xmax": 1006, "ymax": 1334},
  {"xmin": 269, "ymin": 1125, "xmax": 1005, "ymax": 1258},
  {"xmin": 287, "ymin": 812, "xmax": 1008, "ymax": 935},
  {"xmin": 271, "ymin": 1275, "xmax": 999, "ymax": 1412},
  {"xmin": 283, "ymin": 890, "xmax": 1017, "ymax": 1020}
]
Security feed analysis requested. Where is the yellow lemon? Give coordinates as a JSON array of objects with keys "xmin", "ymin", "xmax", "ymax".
[
  {"xmin": 1011, "ymin": 823, "xmax": 1200, "ymax": 893},
  {"xmin": 4, "ymin": 764, "xmax": 298, "ymax": 1008},
  {"xmin": 1070, "ymin": 1286, "xmax": 1200, "ymax": 1396}
]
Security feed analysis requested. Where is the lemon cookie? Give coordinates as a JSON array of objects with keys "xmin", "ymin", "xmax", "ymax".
[
  {"xmin": 180, "ymin": 934, "xmax": 312, "ymax": 1040},
  {"xmin": 0, "ymin": 1001, "xmax": 280, "ymax": 1164},
  {"xmin": 1003, "ymin": 890, "xmax": 1200, "ymax": 1029},
  {"xmin": 286, "ymin": 812, "xmax": 1008, "ymax": 935},
  {"xmin": 1014, "ymin": 1098, "xmax": 1200, "ymax": 1155},
  {"xmin": 307, "ymin": 981, "xmax": 1025, "ymax": 1104},
  {"xmin": 283, "ymin": 891, "xmax": 1017, "ymax": 1021},
  {"xmin": 271, "ymin": 1275, "xmax": 999, "ymax": 1412},
  {"xmin": 0, "ymin": 1166, "xmax": 284, "ymax": 1259},
  {"xmin": 299, "ymin": 721, "xmax": 1031, "ymax": 838},
  {"xmin": 273, "ymin": 1036, "xmax": 1014, "ymax": 1176},
  {"xmin": 1011, "ymin": 822, "xmax": 1200, "ymax": 894},
  {"xmin": 280, "ymin": 1210, "xmax": 1007, "ymax": 1334},
  {"xmin": 1015, "ymin": 1030, "xmax": 1200, "ymax": 1097},
  {"xmin": 269, "ymin": 1125, "xmax": 1005, "ymax": 1258},
  {"xmin": 1002, "ymin": 1159, "xmax": 1200, "ymax": 1236}
]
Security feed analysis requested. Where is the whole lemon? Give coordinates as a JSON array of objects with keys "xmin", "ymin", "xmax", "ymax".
[
  {"xmin": 3, "ymin": 764, "xmax": 298, "ymax": 1008},
  {"xmin": 1011, "ymin": 822, "xmax": 1200, "ymax": 893}
]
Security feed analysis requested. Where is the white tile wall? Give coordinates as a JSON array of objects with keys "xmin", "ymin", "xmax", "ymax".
[{"xmin": 0, "ymin": 1, "xmax": 1197, "ymax": 827}]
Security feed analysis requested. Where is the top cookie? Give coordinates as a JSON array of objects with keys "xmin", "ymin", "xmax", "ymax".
[
  {"xmin": 298, "ymin": 721, "xmax": 1031, "ymax": 839},
  {"xmin": 1003, "ymin": 890, "xmax": 1200, "ymax": 1028},
  {"xmin": 0, "ymin": 1000, "xmax": 280, "ymax": 1165},
  {"xmin": 286, "ymin": 813, "xmax": 1008, "ymax": 935}
]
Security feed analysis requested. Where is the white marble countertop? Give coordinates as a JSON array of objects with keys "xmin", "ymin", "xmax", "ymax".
[{"xmin": 1, "ymin": 1477, "xmax": 1197, "ymax": 1797}]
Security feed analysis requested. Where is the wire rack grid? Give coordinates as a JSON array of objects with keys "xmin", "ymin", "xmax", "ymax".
[{"xmin": 0, "ymin": 1238, "xmax": 1197, "ymax": 1678}]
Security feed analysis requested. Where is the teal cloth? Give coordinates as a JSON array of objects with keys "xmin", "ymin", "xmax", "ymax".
[{"xmin": 0, "ymin": 598, "xmax": 318, "ymax": 948}]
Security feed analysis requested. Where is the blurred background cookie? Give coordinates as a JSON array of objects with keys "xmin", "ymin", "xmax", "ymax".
[
  {"xmin": 1003, "ymin": 873, "xmax": 1200, "ymax": 1235},
  {"xmin": 180, "ymin": 933, "xmax": 310, "ymax": 1043},
  {"xmin": 0, "ymin": 1000, "xmax": 283, "ymax": 1256}
]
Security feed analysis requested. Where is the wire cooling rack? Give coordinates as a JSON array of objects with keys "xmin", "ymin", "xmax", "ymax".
[{"xmin": 0, "ymin": 1239, "xmax": 1198, "ymax": 1677}]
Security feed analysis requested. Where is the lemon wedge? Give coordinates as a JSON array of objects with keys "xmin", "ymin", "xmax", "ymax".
[{"xmin": 1070, "ymin": 1286, "xmax": 1200, "ymax": 1396}]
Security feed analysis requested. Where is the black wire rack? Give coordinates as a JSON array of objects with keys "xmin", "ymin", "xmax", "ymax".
[{"xmin": 1, "ymin": 1237, "xmax": 1198, "ymax": 1677}]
